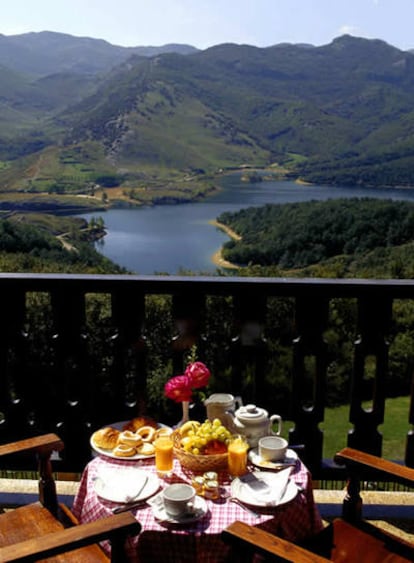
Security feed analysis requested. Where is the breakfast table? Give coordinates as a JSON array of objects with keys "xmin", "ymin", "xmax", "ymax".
[{"xmin": 72, "ymin": 447, "xmax": 323, "ymax": 562}]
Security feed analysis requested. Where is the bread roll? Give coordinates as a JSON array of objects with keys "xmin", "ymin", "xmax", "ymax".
[
  {"xmin": 137, "ymin": 425, "xmax": 156, "ymax": 442},
  {"xmin": 137, "ymin": 442, "xmax": 155, "ymax": 456},
  {"xmin": 154, "ymin": 427, "xmax": 173, "ymax": 439},
  {"xmin": 113, "ymin": 444, "xmax": 136, "ymax": 457},
  {"xmin": 122, "ymin": 416, "xmax": 158, "ymax": 432},
  {"xmin": 92, "ymin": 427, "xmax": 120, "ymax": 450},
  {"xmin": 118, "ymin": 430, "xmax": 143, "ymax": 448}
]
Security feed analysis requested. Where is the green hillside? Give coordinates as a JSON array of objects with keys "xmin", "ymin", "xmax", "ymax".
[
  {"xmin": 53, "ymin": 36, "xmax": 414, "ymax": 186},
  {"xmin": 0, "ymin": 213, "xmax": 125, "ymax": 274},
  {"xmin": 2, "ymin": 34, "xmax": 414, "ymax": 210}
]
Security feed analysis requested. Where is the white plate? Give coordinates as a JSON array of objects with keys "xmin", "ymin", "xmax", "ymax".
[
  {"xmin": 150, "ymin": 493, "xmax": 208, "ymax": 524},
  {"xmin": 248, "ymin": 448, "xmax": 298, "ymax": 470},
  {"xmin": 231, "ymin": 469, "xmax": 298, "ymax": 507},
  {"xmin": 90, "ymin": 421, "xmax": 171, "ymax": 460},
  {"xmin": 94, "ymin": 467, "xmax": 160, "ymax": 503}
]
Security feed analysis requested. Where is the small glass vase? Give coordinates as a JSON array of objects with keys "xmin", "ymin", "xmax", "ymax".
[{"xmin": 175, "ymin": 400, "xmax": 190, "ymax": 428}]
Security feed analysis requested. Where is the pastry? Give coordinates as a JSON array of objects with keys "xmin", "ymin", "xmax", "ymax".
[
  {"xmin": 154, "ymin": 427, "xmax": 173, "ymax": 439},
  {"xmin": 137, "ymin": 425, "xmax": 156, "ymax": 443},
  {"xmin": 113, "ymin": 444, "xmax": 136, "ymax": 457},
  {"xmin": 92, "ymin": 427, "xmax": 120, "ymax": 450},
  {"xmin": 117, "ymin": 430, "xmax": 143, "ymax": 448},
  {"xmin": 122, "ymin": 416, "xmax": 158, "ymax": 432},
  {"xmin": 137, "ymin": 442, "xmax": 155, "ymax": 456}
]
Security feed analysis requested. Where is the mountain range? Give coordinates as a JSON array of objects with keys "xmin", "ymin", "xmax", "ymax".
[
  {"xmin": 0, "ymin": 31, "xmax": 198, "ymax": 75},
  {"xmin": 1, "ymin": 31, "xmax": 414, "ymax": 198}
]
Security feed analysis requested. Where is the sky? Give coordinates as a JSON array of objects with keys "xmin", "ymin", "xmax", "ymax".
[{"xmin": 1, "ymin": 0, "xmax": 413, "ymax": 52}]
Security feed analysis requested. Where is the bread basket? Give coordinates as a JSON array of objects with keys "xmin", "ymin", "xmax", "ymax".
[{"xmin": 172, "ymin": 430, "xmax": 228, "ymax": 472}]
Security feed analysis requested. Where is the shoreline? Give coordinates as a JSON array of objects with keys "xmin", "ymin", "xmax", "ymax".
[
  {"xmin": 295, "ymin": 178, "xmax": 313, "ymax": 186},
  {"xmin": 209, "ymin": 219, "xmax": 242, "ymax": 270},
  {"xmin": 209, "ymin": 219, "xmax": 242, "ymax": 241}
]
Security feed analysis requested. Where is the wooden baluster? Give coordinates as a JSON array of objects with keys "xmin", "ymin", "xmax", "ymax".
[
  {"xmin": 348, "ymin": 296, "xmax": 392, "ymax": 456},
  {"xmin": 171, "ymin": 293, "xmax": 205, "ymax": 374},
  {"xmin": 289, "ymin": 296, "xmax": 329, "ymax": 474},
  {"xmin": 230, "ymin": 292, "xmax": 267, "ymax": 405},
  {"xmin": 51, "ymin": 288, "xmax": 91, "ymax": 470},
  {"xmin": 0, "ymin": 287, "xmax": 31, "ymax": 442},
  {"xmin": 111, "ymin": 289, "xmax": 147, "ymax": 420},
  {"xmin": 169, "ymin": 293, "xmax": 206, "ymax": 421}
]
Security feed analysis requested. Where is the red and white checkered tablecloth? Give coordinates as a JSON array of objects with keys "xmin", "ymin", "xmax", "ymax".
[{"xmin": 72, "ymin": 454, "xmax": 323, "ymax": 562}]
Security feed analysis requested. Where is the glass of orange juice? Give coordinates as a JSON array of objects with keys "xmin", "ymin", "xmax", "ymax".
[
  {"xmin": 228, "ymin": 435, "xmax": 249, "ymax": 477},
  {"xmin": 154, "ymin": 436, "xmax": 174, "ymax": 477}
]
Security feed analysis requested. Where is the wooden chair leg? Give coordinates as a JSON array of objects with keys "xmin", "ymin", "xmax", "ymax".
[{"xmin": 341, "ymin": 470, "xmax": 362, "ymax": 523}]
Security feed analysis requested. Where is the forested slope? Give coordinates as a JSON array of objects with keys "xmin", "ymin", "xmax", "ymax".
[
  {"xmin": 0, "ymin": 215, "xmax": 125, "ymax": 273},
  {"xmin": 219, "ymin": 198, "xmax": 414, "ymax": 278}
]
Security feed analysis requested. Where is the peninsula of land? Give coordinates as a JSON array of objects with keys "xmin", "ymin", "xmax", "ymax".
[{"xmin": 209, "ymin": 220, "xmax": 241, "ymax": 270}]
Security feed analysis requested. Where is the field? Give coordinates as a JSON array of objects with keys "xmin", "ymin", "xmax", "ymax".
[{"xmin": 282, "ymin": 396, "xmax": 410, "ymax": 462}]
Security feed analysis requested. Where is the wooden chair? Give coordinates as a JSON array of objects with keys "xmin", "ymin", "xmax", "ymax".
[
  {"xmin": 222, "ymin": 447, "xmax": 414, "ymax": 562},
  {"xmin": 0, "ymin": 433, "xmax": 140, "ymax": 562}
]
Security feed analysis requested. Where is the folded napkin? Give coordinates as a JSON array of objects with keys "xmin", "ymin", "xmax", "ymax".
[
  {"xmin": 96, "ymin": 467, "xmax": 148, "ymax": 502},
  {"xmin": 239, "ymin": 468, "xmax": 292, "ymax": 506}
]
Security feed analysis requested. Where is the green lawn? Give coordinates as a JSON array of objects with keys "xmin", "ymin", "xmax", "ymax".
[{"xmin": 283, "ymin": 396, "xmax": 410, "ymax": 462}]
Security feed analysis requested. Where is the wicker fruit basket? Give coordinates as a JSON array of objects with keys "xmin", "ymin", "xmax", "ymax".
[{"xmin": 172, "ymin": 430, "xmax": 228, "ymax": 472}]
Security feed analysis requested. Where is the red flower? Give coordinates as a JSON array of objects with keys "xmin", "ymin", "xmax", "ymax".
[
  {"xmin": 164, "ymin": 375, "xmax": 193, "ymax": 402},
  {"xmin": 185, "ymin": 361, "xmax": 211, "ymax": 389}
]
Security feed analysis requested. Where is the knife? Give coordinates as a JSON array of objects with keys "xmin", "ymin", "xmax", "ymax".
[
  {"xmin": 112, "ymin": 499, "xmax": 148, "ymax": 514},
  {"xmin": 112, "ymin": 475, "xmax": 155, "ymax": 513}
]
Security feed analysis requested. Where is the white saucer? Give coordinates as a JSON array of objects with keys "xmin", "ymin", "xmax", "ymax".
[
  {"xmin": 94, "ymin": 467, "xmax": 160, "ymax": 503},
  {"xmin": 248, "ymin": 447, "xmax": 298, "ymax": 470},
  {"xmin": 231, "ymin": 469, "xmax": 298, "ymax": 507},
  {"xmin": 149, "ymin": 493, "xmax": 208, "ymax": 524}
]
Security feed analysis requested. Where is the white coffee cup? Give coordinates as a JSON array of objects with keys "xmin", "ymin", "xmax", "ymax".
[
  {"xmin": 258, "ymin": 436, "xmax": 288, "ymax": 461},
  {"xmin": 162, "ymin": 484, "xmax": 196, "ymax": 517}
]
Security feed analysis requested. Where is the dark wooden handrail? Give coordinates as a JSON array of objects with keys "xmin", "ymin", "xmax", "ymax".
[{"xmin": 0, "ymin": 273, "xmax": 413, "ymax": 476}]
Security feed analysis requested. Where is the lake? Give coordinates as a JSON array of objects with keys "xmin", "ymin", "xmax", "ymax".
[{"xmin": 80, "ymin": 175, "xmax": 414, "ymax": 274}]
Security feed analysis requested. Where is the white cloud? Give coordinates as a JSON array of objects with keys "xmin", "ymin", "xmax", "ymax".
[{"xmin": 338, "ymin": 24, "xmax": 361, "ymax": 36}]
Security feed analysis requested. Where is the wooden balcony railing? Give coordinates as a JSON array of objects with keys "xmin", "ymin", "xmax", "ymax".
[{"xmin": 0, "ymin": 273, "xmax": 413, "ymax": 478}]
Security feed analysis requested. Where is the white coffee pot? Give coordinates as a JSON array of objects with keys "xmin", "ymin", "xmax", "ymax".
[
  {"xmin": 204, "ymin": 393, "xmax": 243, "ymax": 427},
  {"xmin": 226, "ymin": 403, "xmax": 283, "ymax": 448}
]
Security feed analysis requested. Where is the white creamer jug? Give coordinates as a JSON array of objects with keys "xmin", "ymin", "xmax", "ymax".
[{"xmin": 204, "ymin": 393, "xmax": 243, "ymax": 427}]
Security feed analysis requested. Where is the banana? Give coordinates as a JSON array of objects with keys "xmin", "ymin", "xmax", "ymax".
[{"xmin": 179, "ymin": 420, "xmax": 201, "ymax": 437}]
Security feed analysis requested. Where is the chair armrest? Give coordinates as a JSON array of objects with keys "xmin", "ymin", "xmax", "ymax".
[
  {"xmin": 222, "ymin": 521, "xmax": 330, "ymax": 563},
  {"xmin": 334, "ymin": 447, "xmax": 414, "ymax": 488},
  {"xmin": 0, "ymin": 434, "xmax": 64, "ymax": 514},
  {"xmin": 0, "ymin": 434, "xmax": 64, "ymax": 458},
  {"xmin": 0, "ymin": 512, "xmax": 140, "ymax": 562}
]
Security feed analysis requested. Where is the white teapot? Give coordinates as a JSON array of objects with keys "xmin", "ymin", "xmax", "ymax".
[
  {"xmin": 204, "ymin": 393, "xmax": 242, "ymax": 427},
  {"xmin": 226, "ymin": 403, "xmax": 282, "ymax": 448}
]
